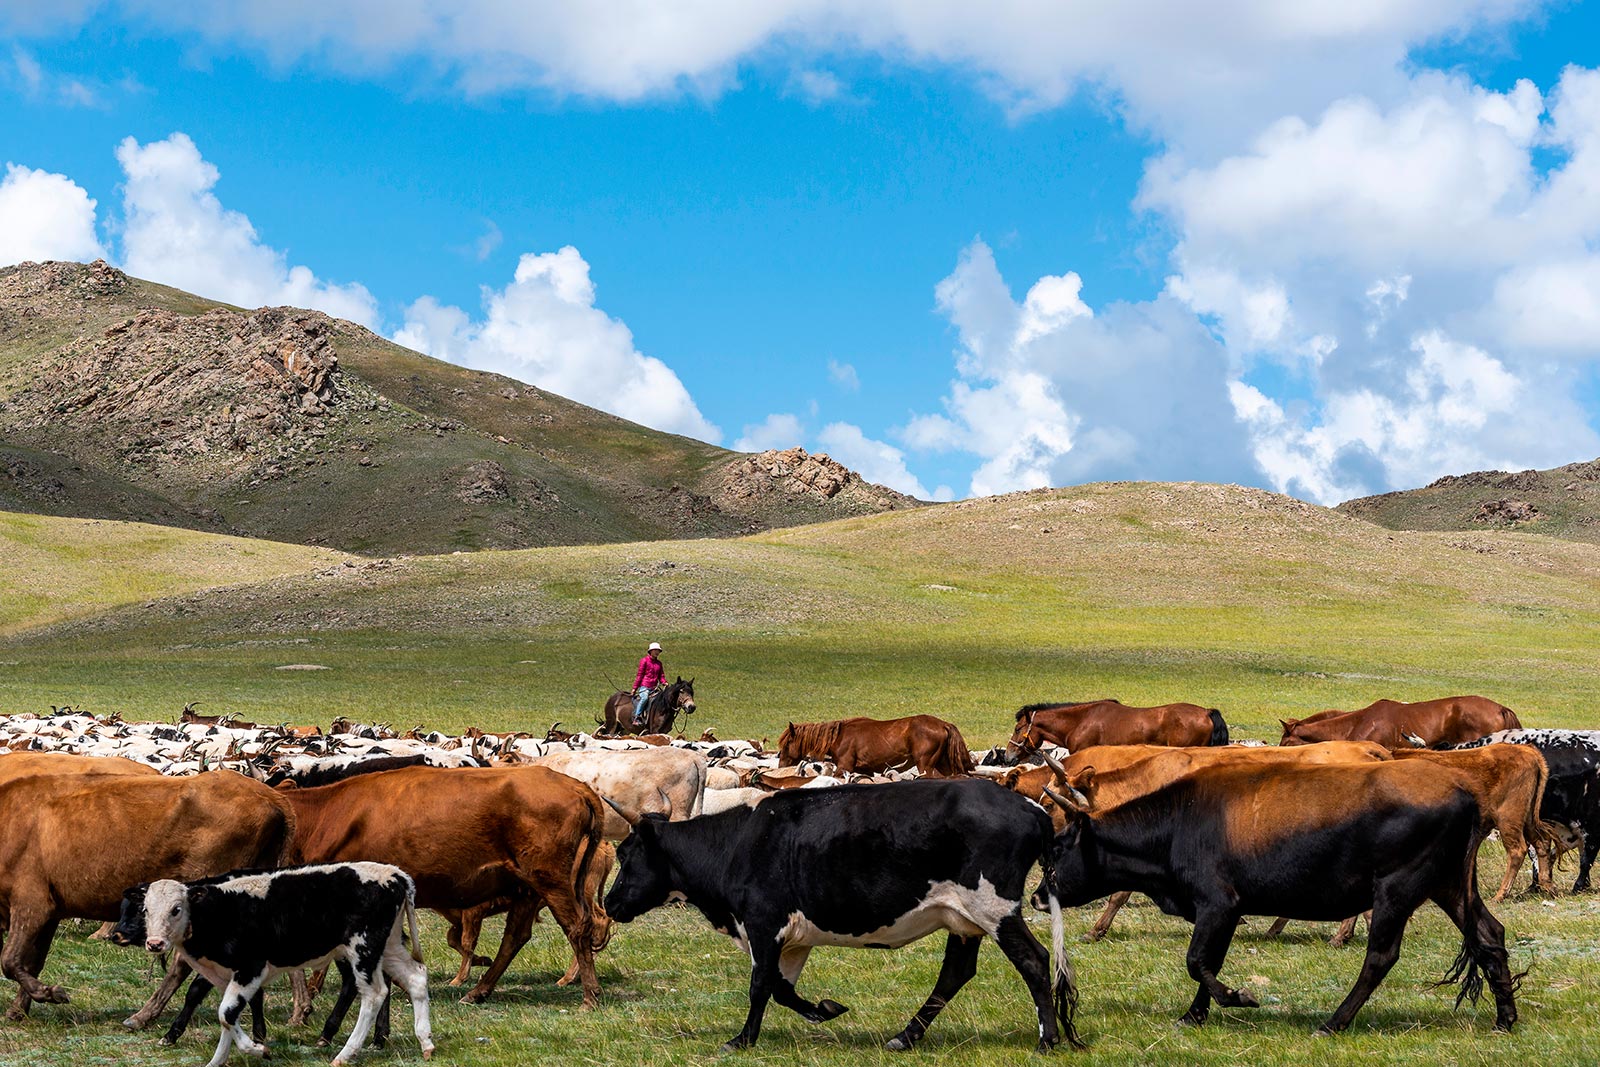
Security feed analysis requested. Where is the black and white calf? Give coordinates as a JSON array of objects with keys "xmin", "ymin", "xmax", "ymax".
[
  {"xmin": 140, "ymin": 862, "xmax": 433, "ymax": 1067},
  {"xmin": 603, "ymin": 778, "xmax": 1081, "ymax": 1052}
]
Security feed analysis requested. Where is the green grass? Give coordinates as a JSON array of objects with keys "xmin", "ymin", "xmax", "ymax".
[{"xmin": 3, "ymin": 482, "xmax": 1600, "ymax": 1064}]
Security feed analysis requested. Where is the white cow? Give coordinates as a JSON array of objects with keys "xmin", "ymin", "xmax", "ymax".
[{"xmin": 532, "ymin": 747, "xmax": 707, "ymax": 840}]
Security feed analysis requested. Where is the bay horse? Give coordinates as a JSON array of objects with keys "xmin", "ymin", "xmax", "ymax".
[
  {"xmin": 1279, "ymin": 695, "xmax": 1520, "ymax": 749},
  {"xmin": 1003, "ymin": 699, "xmax": 1227, "ymax": 761},
  {"xmin": 777, "ymin": 715, "xmax": 975, "ymax": 777},
  {"xmin": 600, "ymin": 677, "xmax": 696, "ymax": 736}
]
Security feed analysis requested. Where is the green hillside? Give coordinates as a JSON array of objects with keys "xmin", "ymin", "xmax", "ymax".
[
  {"xmin": 1339, "ymin": 457, "xmax": 1600, "ymax": 544},
  {"xmin": 0, "ymin": 260, "xmax": 916, "ymax": 556}
]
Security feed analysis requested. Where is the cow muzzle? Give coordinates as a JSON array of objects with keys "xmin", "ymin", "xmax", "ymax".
[{"xmin": 144, "ymin": 937, "xmax": 168, "ymax": 953}]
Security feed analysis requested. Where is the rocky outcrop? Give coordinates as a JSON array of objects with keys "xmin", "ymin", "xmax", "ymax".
[
  {"xmin": 0, "ymin": 304, "xmax": 350, "ymax": 485},
  {"xmin": 1474, "ymin": 498, "xmax": 1540, "ymax": 525}
]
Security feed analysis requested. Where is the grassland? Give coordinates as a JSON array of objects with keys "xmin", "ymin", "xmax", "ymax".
[{"xmin": 2, "ymin": 481, "xmax": 1600, "ymax": 1066}]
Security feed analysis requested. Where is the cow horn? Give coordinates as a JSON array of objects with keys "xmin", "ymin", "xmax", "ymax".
[
  {"xmin": 1040, "ymin": 748, "xmax": 1068, "ymax": 780},
  {"xmin": 601, "ymin": 795, "xmax": 643, "ymax": 828},
  {"xmin": 1043, "ymin": 784, "xmax": 1092, "ymax": 813}
]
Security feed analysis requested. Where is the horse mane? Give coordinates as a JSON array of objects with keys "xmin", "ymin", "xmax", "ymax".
[
  {"xmin": 1014, "ymin": 699, "xmax": 1113, "ymax": 721},
  {"xmin": 784, "ymin": 719, "xmax": 843, "ymax": 757}
]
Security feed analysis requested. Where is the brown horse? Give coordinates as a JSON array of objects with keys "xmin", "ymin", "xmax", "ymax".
[
  {"xmin": 1003, "ymin": 700, "xmax": 1227, "ymax": 760},
  {"xmin": 1280, "ymin": 695, "xmax": 1520, "ymax": 749},
  {"xmin": 777, "ymin": 715, "xmax": 975, "ymax": 777},
  {"xmin": 600, "ymin": 677, "xmax": 696, "ymax": 736}
]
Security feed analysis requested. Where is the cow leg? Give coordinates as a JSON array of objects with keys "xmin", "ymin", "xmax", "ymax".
[
  {"xmin": 462, "ymin": 897, "xmax": 538, "ymax": 1005},
  {"xmin": 886, "ymin": 933, "xmax": 980, "ymax": 1051},
  {"xmin": 1264, "ymin": 917, "xmax": 1290, "ymax": 938},
  {"xmin": 1086, "ymin": 892, "xmax": 1131, "ymax": 942},
  {"xmin": 768, "ymin": 945, "xmax": 848, "ymax": 1024},
  {"xmin": 208, "ymin": 973, "xmax": 267, "ymax": 1067},
  {"xmin": 1179, "ymin": 910, "xmax": 1252, "ymax": 1027},
  {"xmin": 538, "ymin": 883, "xmax": 601, "ymax": 1009},
  {"xmin": 383, "ymin": 937, "xmax": 435, "ymax": 1059},
  {"xmin": 125, "ymin": 953, "xmax": 192, "ymax": 1030},
  {"xmin": 330, "ymin": 966, "xmax": 387, "ymax": 1067},
  {"xmin": 1573, "ymin": 830, "xmax": 1598, "ymax": 892},
  {"xmin": 1431, "ymin": 879, "xmax": 1519, "ymax": 1032},
  {"xmin": 317, "ymin": 959, "xmax": 359, "ymax": 1047},
  {"xmin": 1328, "ymin": 914, "xmax": 1365, "ymax": 948},
  {"xmin": 1494, "ymin": 826, "xmax": 1530, "ymax": 904},
  {"xmin": 0, "ymin": 910, "xmax": 66, "ymax": 1018},
  {"xmin": 161, "ymin": 974, "xmax": 214, "ymax": 1045},
  {"xmin": 1315, "ymin": 899, "xmax": 1410, "ymax": 1035},
  {"xmin": 725, "ymin": 943, "xmax": 778, "ymax": 1050},
  {"xmin": 993, "ymin": 912, "xmax": 1062, "ymax": 1051},
  {"xmin": 287, "ymin": 968, "xmax": 314, "ymax": 1026}
]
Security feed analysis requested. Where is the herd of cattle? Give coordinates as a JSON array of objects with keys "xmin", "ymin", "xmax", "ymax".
[{"xmin": 0, "ymin": 693, "xmax": 1596, "ymax": 1061}]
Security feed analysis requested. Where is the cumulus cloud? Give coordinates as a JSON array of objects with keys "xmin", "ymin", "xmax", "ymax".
[
  {"xmin": 6, "ymin": 1, "xmax": 1537, "ymax": 141},
  {"xmin": 733, "ymin": 412, "xmax": 805, "ymax": 452},
  {"xmin": 395, "ymin": 246, "xmax": 722, "ymax": 443},
  {"xmin": 116, "ymin": 133, "xmax": 379, "ymax": 325},
  {"xmin": 816, "ymin": 421, "xmax": 933, "ymax": 499},
  {"xmin": 906, "ymin": 240, "xmax": 1257, "ymax": 497},
  {"xmin": 0, "ymin": 162, "xmax": 105, "ymax": 265}
]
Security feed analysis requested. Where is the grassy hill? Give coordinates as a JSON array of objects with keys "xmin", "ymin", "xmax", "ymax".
[
  {"xmin": 1339, "ymin": 457, "xmax": 1600, "ymax": 544},
  {"xmin": 0, "ymin": 260, "xmax": 915, "ymax": 555},
  {"xmin": 6, "ymin": 480, "xmax": 1600, "ymax": 742},
  {"xmin": 3, "ymin": 485, "xmax": 1600, "ymax": 1067}
]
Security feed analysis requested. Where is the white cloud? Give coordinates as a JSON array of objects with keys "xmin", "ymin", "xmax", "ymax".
[
  {"xmin": 116, "ymin": 133, "xmax": 379, "ymax": 325},
  {"xmin": 826, "ymin": 359, "xmax": 859, "ymax": 391},
  {"xmin": 788, "ymin": 68, "xmax": 844, "ymax": 106},
  {"xmin": 396, "ymin": 246, "xmax": 722, "ymax": 443},
  {"xmin": 733, "ymin": 412, "xmax": 805, "ymax": 452},
  {"xmin": 11, "ymin": 2, "xmax": 1536, "ymax": 141},
  {"xmin": 0, "ymin": 162, "xmax": 104, "ymax": 265},
  {"xmin": 816, "ymin": 421, "xmax": 931, "ymax": 498},
  {"xmin": 908, "ymin": 240, "xmax": 1257, "ymax": 497}
]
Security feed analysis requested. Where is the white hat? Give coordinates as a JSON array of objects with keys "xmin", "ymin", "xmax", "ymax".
[{"xmin": 648, "ymin": 642, "xmax": 662, "ymax": 651}]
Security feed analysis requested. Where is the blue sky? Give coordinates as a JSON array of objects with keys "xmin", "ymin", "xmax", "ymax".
[{"xmin": 5, "ymin": 2, "xmax": 1600, "ymax": 502}]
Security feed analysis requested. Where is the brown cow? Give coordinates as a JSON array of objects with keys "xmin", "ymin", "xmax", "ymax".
[
  {"xmin": 0, "ymin": 751, "xmax": 160, "ymax": 779},
  {"xmin": 0, "ymin": 771, "xmax": 294, "ymax": 1021},
  {"xmin": 281, "ymin": 765, "xmax": 607, "ymax": 1008},
  {"xmin": 1280, "ymin": 695, "xmax": 1520, "ymax": 749},
  {"xmin": 1003, "ymin": 742, "xmax": 1390, "ymax": 940},
  {"xmin": 777, "ymin": 715, "xmax": 974, "ymax": 777},
  {"xmin": 444, "ymin": 842, "xmax": 616, "ymax": 988},
  {"xmin": 1004, "ymin": 700, "xmax": 1228, "ymax": 759}
]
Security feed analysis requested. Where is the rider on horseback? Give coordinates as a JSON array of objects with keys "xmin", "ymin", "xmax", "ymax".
[{"xmin": 632, "ymin": 641, "xmax": 666, "ymax": 728}]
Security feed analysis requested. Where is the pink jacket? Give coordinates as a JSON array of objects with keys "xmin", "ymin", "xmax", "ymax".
[{"xmin": 633, "ymin": 654, "xmax": 665, "ymax": 692}]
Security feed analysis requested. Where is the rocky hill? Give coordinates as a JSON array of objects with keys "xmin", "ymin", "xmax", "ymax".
[
  {"xmin": 1337, "ymin": 458, "xmax": 1600, "ymax": 544},
  {"xmin": 0, "ymin": 260, "xmax": 918, "ymax": 554}
]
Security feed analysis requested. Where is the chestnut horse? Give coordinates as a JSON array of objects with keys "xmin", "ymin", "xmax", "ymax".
[
  {"xmin": 1280, "ymin": 695, "xmax": 1520, "ymax": 749},
  {"xmin": 1003, "ymin": 700, "xmax": 1227, "ymax": 760},
  {"xmin": 777, "ymin": 715, "xmax": 975, "ymax": 777}
]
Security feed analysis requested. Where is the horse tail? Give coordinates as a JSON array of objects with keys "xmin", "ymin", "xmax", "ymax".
[
  {"xmin": 945, "ymin": 725, "xmax": 975, "ymax": 776},
  {"xmin": 1501, "ymin": 704, "xmax": 1522, "ymax": 731},
  {"xmin": 1206, "ymin": 709, "xmax": 1229, "ymax": 747}
]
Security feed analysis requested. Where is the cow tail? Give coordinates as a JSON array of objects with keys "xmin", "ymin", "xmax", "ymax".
[
  {"xmin": 1042, "ymin": 829, "xmax": 1085, "ymax": 1049},
  {"xmin": 572, "ymin": 793, "xmax": 605, "ymax": 944},
  {"xmin": 404, "ymin": 878, "xmax": 424, "ymax": 964},
  {"xmin": 1206, "ymin": 709, "xmax": 1229, "ymax": 747},
  {"xmin": 1525, "ymin": 754, "xmax": 1555, "ymax": 887}
]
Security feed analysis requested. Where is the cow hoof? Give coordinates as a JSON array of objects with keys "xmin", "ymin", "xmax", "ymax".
[
  {"xmin": 885, "ymin": 1034, "xmax": 914, "ymax": 1052},
  {"xmin": 2, "ymin": 1010, "xmax": 22, "ymax": 1023},
  {"xmin": 41, "ymin": 986, "xmax": 69, "ymax": 1005},
  {"xmin": 1081, "ymin": 931, "xmax": 1107, "ymax": 944},
  {"xmin": 316, "ymin": 1038, "xmax": 331, "ymax": 1048},
  {"xmin": 721, "ymin": 1036, "xmax": 753, "ymax": 1052},
  {"xmin": 815, "ymin": 999, "xmax": 848, "ymax": 1021},
  {"xmin": 460, "ymin": 990, "xmax": 489, "ymax": 1004},
  {"xmin": 1312, "ymin": 1025, "xmax": 1339, "ymax": 1038},
  {"xmin": 1175, "ymin": 1013, "xmax": 1206, "ymax": 1028},
  {"xmin": 1233, "ymin": 990, "xmax": 1260, "ymax": 1009},
  {"xmin": 122, "ymin": 1015, "xmax": 150, "ymax": 1032}
]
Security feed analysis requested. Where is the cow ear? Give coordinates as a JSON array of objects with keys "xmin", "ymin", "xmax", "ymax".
[
  {"xmin": 189, "ymin": 885, "xmax": 211, "ymax": 906},
  {"xmin": 1067, "ymin": 767, "xmax": 1095, "ymax": 793}
]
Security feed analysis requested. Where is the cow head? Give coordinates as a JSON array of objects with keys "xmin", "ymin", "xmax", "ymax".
[
  {"xmin": 142, "ymin": 879, "xmax": 200, "ymax": 954},
  {"xmin": 1038, "ymin": 774, "xmax": 1098, "ymax": 908},
  {"xmin": 110, "ymin": 883, "xmax": 150, "ymax": 947},
  {"xmin": 604, "ymin": 814, "xmax": 676, "ymax": 923}
]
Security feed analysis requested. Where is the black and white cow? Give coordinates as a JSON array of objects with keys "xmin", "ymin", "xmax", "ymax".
[
  {"xmin": 1452, "ymin": 729, "xmax": 1600, "ymax": 890},
  {"xmin": 138, "ymin": 862, "xmax": 433, "ymax": 1067},
  {"xmin": 602, "ymin": 778, "xmax": 1081, "ymax": 1052}
]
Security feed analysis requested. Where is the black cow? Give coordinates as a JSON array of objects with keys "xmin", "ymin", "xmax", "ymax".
[
  {"xmin": 134, "ymin": 863, "xmax": 433, "ymax": 1067},
  {"xmin": 1452, "ymin": 729, "xmax": 1600, "ymax": 890},
  {"xmin": 112, "ymin": 878, "xmax": 391, "ymax": 1050},
  {"xmin": 603, "ymin": 778, "xmax": 1081, "ymax": 1052},
  {"xmin": 1040, "ymin": 760, "xmax": 1519, "ymax": 1034}
]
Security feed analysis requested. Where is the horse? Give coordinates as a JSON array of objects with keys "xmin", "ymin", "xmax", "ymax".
[
  {"xmin": 777, "ymin": 715, "xmax": 975, "ymax": 777},
  {"xmin": 600, "ymin": 677, "xmax": 697, "ymax": 736},
  {"xmin": 1280, "ymin": 696, "xmax": 1520, "ymax": 749},
  {"xmin": 1003, "ymin": 699, "xmax": 1227, "ymax": 762}
]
